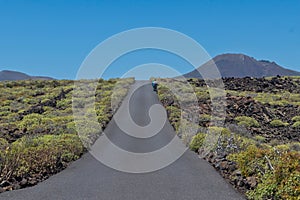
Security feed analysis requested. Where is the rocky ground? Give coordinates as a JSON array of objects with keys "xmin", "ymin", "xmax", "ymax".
[
  {"xmin": 202, "ymin": 151, "xmax": 256, "ymax": 194},
  {"xmin": 188, "ymin": 77, "xmax": 300, "ymax": 143},
  {"xmin": 228, "ymin": 96, "xmax": 299, "ymax": 141},
  {"xmin": 159, "ymin": 76, "xmax": 300, "ymax": 198},
  {"xmin": 188, "ymin": 76, "xmax": 300, "ymax": 93}
]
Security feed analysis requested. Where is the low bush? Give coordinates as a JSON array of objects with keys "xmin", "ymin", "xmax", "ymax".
[
  {"xmin": 270, "ymin": 119, "xmax": 289, "ymax": 127},
  {"xmin": 235, "ymin": 116, "xmax": 260, "ymax": 128},
  {"xmin": 189, "ymin": 133, "xmax": 206, "ymax": 152},
  {"xmin": 0, "ymin": 134, "xmax": 84, "ymax": 184},
  {"xmin": 254, "ymin": 135, "xmax": 266, "ymax": 143},
  {"xmin": 228, "ymin": 145, "xmax": 300, "ymax": 199},
  {"xmin": 189, "ymin": 127, "xmax": 231, "ymax": 152},
  {"xmin": 0, "ymin": 138, "xmax": 9, "ymax": 170},
  {"xmin": 292, "ymin": 121, "xmax": 300, "ymax": 128},
  {"xmin": 291, "ymin": 116, "xmax": 300, "ymax": 122}
]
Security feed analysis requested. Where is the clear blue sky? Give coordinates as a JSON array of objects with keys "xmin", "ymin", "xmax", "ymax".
[{"xmin": 0, "ymin": 0, "xmax": 299, "ymax": 79}]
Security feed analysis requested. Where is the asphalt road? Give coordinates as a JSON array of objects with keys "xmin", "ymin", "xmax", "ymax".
[{"xmin": 0, "ymin": 81, "xmax": 244, "ymax": 200}]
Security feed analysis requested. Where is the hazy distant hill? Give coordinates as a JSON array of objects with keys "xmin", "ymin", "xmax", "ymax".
[
  {"xmin": 183, "ymin": 53, "xmax": 300, "ymax": 78},
  {"xmin": 0, "ymin": 70, "xmax": 54, "ymax": 81}
]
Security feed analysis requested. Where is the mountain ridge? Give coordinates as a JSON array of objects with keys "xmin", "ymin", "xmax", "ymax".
[
  {"xmin": 0, "ymin": 70, "xmax": 54, "ymax": 81},
  {"xmin": 183, "ymin": 53, "xmax": 300, "ymax": 78}
]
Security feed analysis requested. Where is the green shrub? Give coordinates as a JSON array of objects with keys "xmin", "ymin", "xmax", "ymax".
[
  {"xmin": 18, "ymin": 113, "xmax": 43, "ymax": 130},
  {"xmin": 277, "ymin": 171, "xmax": 300, "ymax": 199},
  {"xmin": 208, "ymin": 126, "xmax": 231, "ymax": 136},
  {"xmin": 228, "ymin": 145, "xmax": 272, "ymax": 177},
  {"xmin": 189, "ymin": 133, "xmax": 206, "ymax": 152},
  {"xmin": 166, "ymin": 106, "xmax": 181, "ymax": 120},
  {"xmin": 0, "ymin": 134, "xmax": 84, "ymax": 182},
  {"xmin": 194, "ymin": 127, "xmax": 232, "ymax": 152},
  {"xmin": 247, "ymin": 151, "xmax": 300, "ymax": 199},
  {"xmin": 165, "ymin": 106, "xmax": 181, "ymax": 131},
  {"xmin": 18, "ymin": 114, "xmax": 75, "ymax": 135},
  {"xmin": 254, "ymin": 135, "xmax": 266, "ymax": 143},
  {"xmin": 270, "ymin": 119, "xmax": 289, "ymax": 127},
  {"xmin": 0, "ymin": 138, "xmax": 9, "ymax": 150},
  {"xmin": 292, "ymin": 116, "xmax": 300, "ymax": 122},
  {"xmin": 275, "ymin": 144, "xmax": 290, "ymax": 152},
  {"xmin": 292, "ymin": 121, "xmax": 300, "ymax": 128},
  {"xmin": 235, "ymin": 116, "xmax": 260, "ymax": 128},
  {"xmin": 0, "ymin": 138, "xmax": 9, "ymax": 169},
  {"xmin": 56, "ymin": 98, "xmax": 72, "ymax": 110},
  {"xmin": 228, "ymin": 145, "xmax": 300, "ymax": 200}
]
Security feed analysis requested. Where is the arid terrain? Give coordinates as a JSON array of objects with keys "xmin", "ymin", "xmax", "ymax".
[
  {"xmin": 158, "ymin": 76, "xmax": 300, "ymax": 199},
  {"xmin": 0, "ymin": 78, "xmax": 134, "ymax": 192},
  {"xmin": 1, "ymin": 76, "xmax": 299, "ymax": 199}
]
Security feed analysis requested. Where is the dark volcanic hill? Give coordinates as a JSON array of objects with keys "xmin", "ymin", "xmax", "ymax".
[
  {"xmin": 183, "ymin": 53, "xmax": 300, "ymax": 78},
  {"xmin": 0, "ymin": 70, "xmax": 54, "ymax": 81}
]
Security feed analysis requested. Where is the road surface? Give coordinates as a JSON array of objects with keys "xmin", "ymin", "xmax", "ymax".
[{"xmin": 0, "ymin": 81, "xmax": 244, "ymax": 200}]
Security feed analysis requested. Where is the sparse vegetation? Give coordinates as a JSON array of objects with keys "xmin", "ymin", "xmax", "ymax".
[
  {"xmin": 229, "ymin": 146, "xmax": 300, "ymax": 200},
  {"xmin": 292, "ymin": 121, "xmax": 300, "ymax": 128},
  {"xmin": 292, "ymin": 116, "xmax": 300, "ymax": 122},
  {"xmin": 189, "ymin": 133, "xmax": 206, "ymax": 152},
  {"xmin": 0, "ymin": 78, "xmax": 134, "ymax": 192},
  {"xmin": 235, "ymin": 116, "xmax": 260, "ymax": 128},
  {"xmin": 157, "ymin": 76, "xmax": 300, "ymax": 200},
  {"xmin": 0, "ymin": 134, "xmax": 84, "ymax": 187},
  {"xmin": 270, "ymin": 119, "xmax": 289, "ymax": 127}
]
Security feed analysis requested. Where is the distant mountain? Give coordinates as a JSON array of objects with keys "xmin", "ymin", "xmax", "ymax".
[
  {"xmin": 0, "ymin": 70, "xmax": 54, "ymax": 81},
  {"xmin": 183, "ymin": 53, "xmax": 300, "ymax": 78}
]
